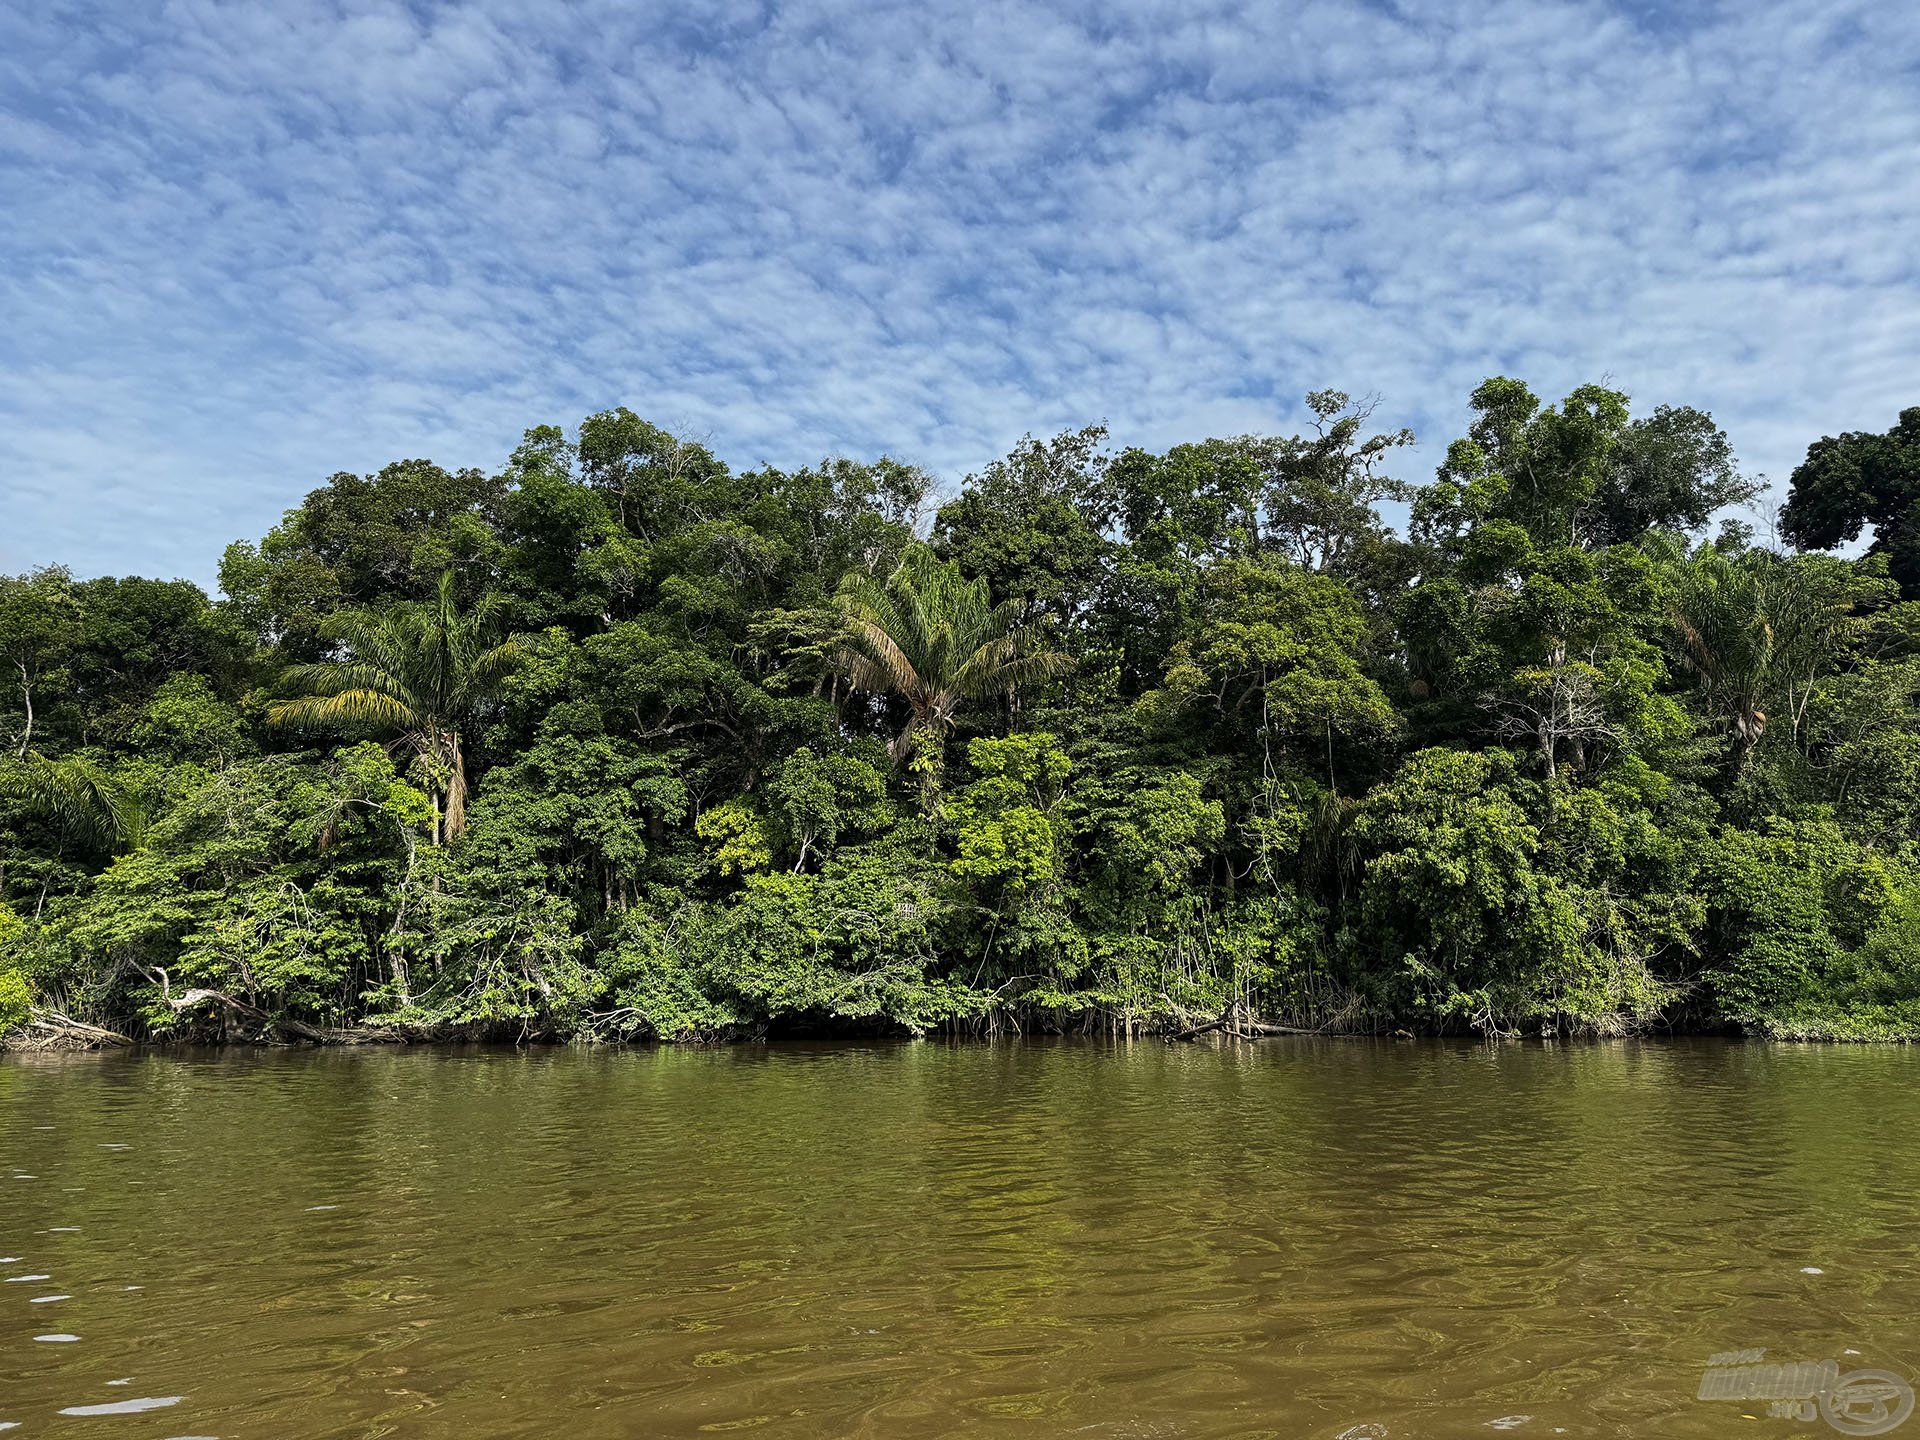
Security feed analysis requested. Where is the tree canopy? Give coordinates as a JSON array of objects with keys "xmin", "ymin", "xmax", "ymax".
[
  {"xmin": 6, "ymin": 384, "xmax": 1920, "ymax": 1047},
  {"xmin": 1780, "ymin": 406, "xmax": 1920, "ymax": 598}
]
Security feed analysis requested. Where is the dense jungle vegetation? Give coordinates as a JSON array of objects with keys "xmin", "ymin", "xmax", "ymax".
[{"xmin": 4, "ymin": 382, "xmax": 1920, "ymax": 1045}]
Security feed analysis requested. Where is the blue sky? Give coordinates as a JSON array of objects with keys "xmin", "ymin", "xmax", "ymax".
[{"xmin": 3, "ymin": 0, "xmax": 1917, "ymax": 588}]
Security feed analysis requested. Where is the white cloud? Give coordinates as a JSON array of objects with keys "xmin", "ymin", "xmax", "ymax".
[{"xmin": 0, "ymin": 0, "xmax": 1916, "ymax": 584}]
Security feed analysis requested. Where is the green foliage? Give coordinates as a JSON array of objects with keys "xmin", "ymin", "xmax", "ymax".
[
  {"xmin": 834, "ymin": 543, "xmax": 1071, "ymax": 808},
  {"xmin": 697, "ymin": 801, "xmax": 772, "ymax": 876},
  {"xmin": 133, "ymin": 674, "xmax": 250, "ymax": 764},
  {"xmin": 1694, "ymin": 815, "xmax": 1920, "ymax": 1031},
  {"xmin": 268, "ymin": 571, "xmax": 525, "ymax": 841},
  {"xmin": 949, "ymin": 734, "xmax": 1073, "ymax": 896},
  {"xmin": 1348, "ymin": 749, "xmax": 1681, "ymax": 1033},
  {"xmin": 0, "ymin": 900, "xmax": 29, "ymax": 1032},
  {"xmin": 220, "ymin": 459, "xmax": 505, "ymax": 648},
  {"xmin": 763, "ymin": 746, "xmax": 888, "ymax": 870},
  {"xmin": 7, "ymin": 386, "xmax": 1920, "ymax": 1043},
  {"xmin": 1781, "ymin": 406, "xmax": 1920, "ymax": 597},
  {"xmin": 1145, "ymin": 557, "xmax": 1397, "ymax": 764}
]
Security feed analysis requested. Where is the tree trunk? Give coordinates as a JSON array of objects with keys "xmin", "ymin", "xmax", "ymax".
[
  {"xmin": 387, "ymin": 828, "xmax": 417, "ymax": 1003},
  {"xmin": 443, "ymin": 735, "xmax": 468, "ymax": 840},
  {"xmin": 15, "ymin": 660, "xmax": 30, "ymax": 758},
  {"xmin": 1732, "ymin": 709, "xmax": 1766, "ymax": 772}
]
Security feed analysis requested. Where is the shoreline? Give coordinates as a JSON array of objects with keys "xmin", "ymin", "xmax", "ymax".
[{"xmin": 9, "ymin": 1019, "xmax": 1918, "ymax": 1055}]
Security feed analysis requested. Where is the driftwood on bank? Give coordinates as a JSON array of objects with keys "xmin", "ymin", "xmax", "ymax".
[
  {"xmin": 1167, "ymin": 1002, "xmax": 1350, "ymax": 1043},
  {"xmin": 144, "ymin": 968, "xmax": 398, "ymax": 1046},
  {"xmin": 8, "ymin": 1007, "xmax": 136, "ymax": 1051}
]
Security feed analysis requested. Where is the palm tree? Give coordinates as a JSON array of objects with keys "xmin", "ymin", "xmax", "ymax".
[
  {"xmin": 834, "ymin": 544, "xmax": 1070, "ymax": 808},
  {"xmin": 0, "ymin": 753, "xmax": 149, "ymax": 856},
  {"xmin": 0, "ymin": 752, "xmax": 148, "ymax": 919},
  {"xmin": 1667, "ymin": 550, "xmax": 1832, "ymax": 773},
  {"xmin": 268, "ymin": 574, "xmax": 523, "ymax": 842}
]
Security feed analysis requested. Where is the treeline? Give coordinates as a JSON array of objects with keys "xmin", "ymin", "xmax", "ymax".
[{"xmin": 4, "ymin": 385, "xmax": 1919, "ymax": 1045}]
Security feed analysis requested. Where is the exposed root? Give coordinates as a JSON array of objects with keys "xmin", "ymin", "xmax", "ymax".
[
  {"xmin": 143, "ymin": 967, "xmax": 399, "ymax": 1046},
  {"xmin": 6, "ymin": 1008, "xmax": 136, "ymax": 1051},
  {"xmin": 1167, "ymin": 1001, "xmax": 1360, "ymax": 1043}
]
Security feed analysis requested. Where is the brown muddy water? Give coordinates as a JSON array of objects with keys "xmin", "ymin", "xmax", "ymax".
[{"xmin": 2, "ymin": 1039, "xmax": 1918, "ymax": 1438}]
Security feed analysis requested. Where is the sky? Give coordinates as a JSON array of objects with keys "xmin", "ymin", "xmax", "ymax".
[{"xmin": 2, "ymin": 0, "xmax": 1917, "ymax": 590}]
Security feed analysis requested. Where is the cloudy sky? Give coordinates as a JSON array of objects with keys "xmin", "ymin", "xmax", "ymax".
[{"xmin": 3, "ymin": 0, "xmax": 1917, "ymax": 587}]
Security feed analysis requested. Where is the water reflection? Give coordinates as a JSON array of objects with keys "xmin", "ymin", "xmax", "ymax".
[{"xmin": 4, "ymin": 1039, "xmax": 1920, "ymax": 1437}]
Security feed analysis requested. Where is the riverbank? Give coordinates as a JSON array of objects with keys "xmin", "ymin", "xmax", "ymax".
[{"xmin": 12, "ymin": 996, "xmax": 1920, "ymax": 1050}]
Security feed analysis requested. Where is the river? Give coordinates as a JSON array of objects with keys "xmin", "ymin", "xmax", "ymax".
[{"xmin": 3, "ymin": 1039, "xmax": 1917, "ymax": 1437}]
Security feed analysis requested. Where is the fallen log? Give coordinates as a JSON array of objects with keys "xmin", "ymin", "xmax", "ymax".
[
  {"xmin": 1169, "ymin": 1012, "xmax": 1231, "ymax": 1042},
  {"xmin": 1240, "ymin": 1019, "xmax": 1338, "ymax": 1036},
  {"xmin": 13, "ymin": 1008, "xmax": 135, "ymax": 1050},
  {"xmin": 1169, "ymin": 1006, "xmax": 1358, "ymax": 1042},
  {"xmin": 144, "ymin": 967, "xmax": 396, "ymax": 1046}
]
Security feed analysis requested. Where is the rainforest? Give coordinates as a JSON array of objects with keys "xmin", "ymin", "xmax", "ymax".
[{"xmin": 4, "ymin": 381, "xmax": 1920, "ymax": 1047}]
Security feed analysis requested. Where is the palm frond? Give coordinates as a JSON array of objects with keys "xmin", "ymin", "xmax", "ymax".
[
  {"xmin": 842, "ymin": 618, "xmax": 925, "ymax": 699},
  {"xmin": 830, "ymin": 543, "xmax": 1072, "ymax": 771},
  {"xmin": 465, "ymin": 638, "xmax": 530, "ymax": 696},
  {"xmin": 1, "ymin": 753, "xmax": 146, "ymax": 852},
  {"xmin": 268, "ymin": 690, "xmax": 422, "ymax": 733}
]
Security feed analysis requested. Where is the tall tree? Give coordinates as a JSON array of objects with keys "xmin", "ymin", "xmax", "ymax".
[
  {"xmin": 268, "ymin": 574, "xmax": 523, "ymax": 841},
  {"xmin": 932, "ymin": 426, "xmax": 1113, "ymax": 636},
  {"xmin": 834, "ymin": 544, "xmax": 1070, "ymax": 808},
  {"xmin": 1587, "ymin": 404, "xmax": 1756, "ymax": 545},
  {"xmin": 1780, "ymin": 406, "xmax": 1920, "ymax": 598},
  {"xmin": 220, "ymin": 459, "xmax": 505, "ymax": 650},
  {"xmin": 1255, "ymin": 389, "xmax": 1415, "ymax": 573},
  {"xmin": 0, "ymin": 568, "xmax": 78, "ymax": 757},
  {"xmin": 1665, "ymin": 548, "xmax": 1839, "ymax": 773}
]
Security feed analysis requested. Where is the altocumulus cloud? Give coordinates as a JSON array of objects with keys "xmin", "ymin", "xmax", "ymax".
[{"xmin": 1, "ymin": 0, "xmax": 1917, "ymax": 584}]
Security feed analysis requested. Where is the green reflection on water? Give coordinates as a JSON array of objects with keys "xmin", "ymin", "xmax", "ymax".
[{"xmin": 3, "ymin": 1038, "xmax": 1918, "ymax": 1438}]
